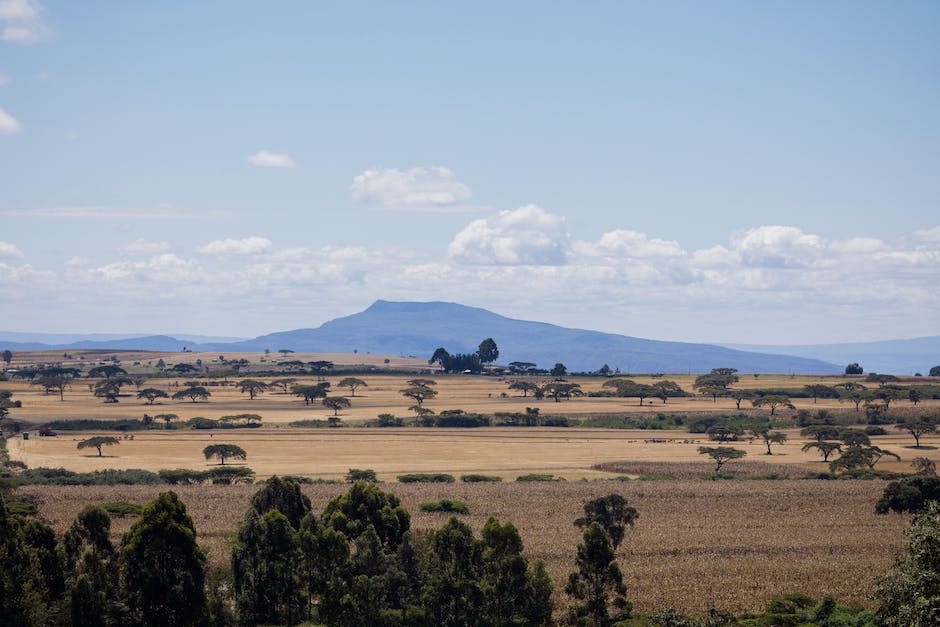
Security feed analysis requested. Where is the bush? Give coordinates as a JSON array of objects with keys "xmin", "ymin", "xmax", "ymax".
[
  {"xmin": 420, "ymin": 499, "xmax": 470, "ymax": 514},
  {"xmin": 434, "ymin": 411, "xmax": 490, "ymax": 428},
  {"xmin": 6, "ymin": 499, "xmax": 38, "ymax": 516},
  {"xmin": 41, "ymin": 419, "xmax": 149, "ymax": 431},
  {"xmin": 288, "ymin": 419, "xmax": 331, "ymax": 428},
  {"xmin": 100, "ymin": 501, "xmax": 143, "ymax": 517},
  {"xmin": 397, "ymin": 473, "xmax": 455, "ymax": 483},
  {"xmin": 460, "ymin": 474, "xmax": 502, "ymax": 483},
  {"xmin": 865, "ymin": 426, "xmax": 889, "ymax": 436},
  {"xmin": 187, "ymin": 417, "xmax": 219, "ymax": 429},
  {"xmin": 346, "ymin": 468, "xmax": 378, "ymax": 483},
  {"xmin": 375, "ymin": 413, "xmax": 404, "ymax": 427},
  {"xmin": 876, "ymin": 475, "xmax": 940, "ymax": 514},
  {"xmin": 516, "ymin": 473, "xmax": 565, "ymax": 482},
  {"xmin": 17, "ymin": 467, "xmax": 163, "ymax": 485}
]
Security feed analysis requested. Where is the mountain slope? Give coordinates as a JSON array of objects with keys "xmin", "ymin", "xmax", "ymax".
[{"xmin": 221, "ymin": 300, "xmax": 841, "ymax": 374}]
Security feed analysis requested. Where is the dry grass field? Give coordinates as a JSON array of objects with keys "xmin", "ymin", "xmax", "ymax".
[{"xmin": 19, "ymin": 480, "xmax": 909, "ymax": 615}]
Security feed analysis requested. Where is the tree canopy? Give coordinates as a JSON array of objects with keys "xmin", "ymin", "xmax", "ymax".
[
  {"xmin": 203, "ymin": 444, "xmax": 248, "ymax": 465},
  {"xmin": 77, "ymin": 436, "xmax": 120, "ymax": 457}
]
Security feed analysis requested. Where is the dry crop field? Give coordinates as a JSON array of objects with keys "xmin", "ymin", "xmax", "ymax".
[{"xmin": 20, "ymin": 480, "xmax": 909, "ymax": 615}]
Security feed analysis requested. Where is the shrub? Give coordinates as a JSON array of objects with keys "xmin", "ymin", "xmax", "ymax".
[
  {"xmin": 288, "ymin": 419, "xmax": 331, "ymax": 428},
  {"xmin": 376, "ymin": 413, "xmax": 404, "ymax": 427},
  {"xmin": 346, "ymin": 468, "xmax": 378, "ymax": 483},
  {"xmin": 434, "ymin": 411, "xmax": 490, "ymax": 428},
  {"xmin": 876, "ymin": 475, "xmax": 940, "ymax": 514},
  {"xmin": 865, "ymin": 426, "xmax": 889, "ymax": 436},
  {"xmin": 100, "ymin": 501, "xmax": 143, "ymax": 517},
  {"xmin": 516, "ymin": 473, "xmax": 565, "ymax": 482},
  {"xmin": 420, "ymin": 499, "xmax": 470, "ymax": 514},
  {"xmin": 17, "ymin": 467, "xmax": 163, "ymax": 485},
  {"xmin": 41, "ymin": 418, "xmax": 149, "ymax": 431},
  {"xmin": 187, "ymin": 417, "xmax": 219, "ymax": 429},
  {"xmin": 397, "ymin": 473, "xmax": 455, "ymax": 483},
  {"xmin": 460, "ymin": 474, "xmax": 502, "ymax": 483}
]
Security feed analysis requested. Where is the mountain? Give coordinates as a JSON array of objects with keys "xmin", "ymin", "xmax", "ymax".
[
  {"xmin": 0, "ymin": 331, "xmax": 244, "ymax": 345},
  {"xmin": 723, "ymin": 337, "xmax": 940, "ymax": 376},
  {"xmin": 218, "ymin": 300, "xmax": 842, "ymax": 374}
]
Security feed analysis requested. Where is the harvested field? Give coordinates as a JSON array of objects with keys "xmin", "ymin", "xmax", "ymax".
[{"xmin": 20, "ymin": 480, "xmax": 908, "ymax": 615}]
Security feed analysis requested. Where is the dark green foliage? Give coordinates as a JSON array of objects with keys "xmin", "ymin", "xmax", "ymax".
[
  {"xmin": 845, "ymin": 363, "xmax": 864, "ymax": 375},
  {"xmin": 0, "ymin": 495, "xmax": 58, "ymax": 625},
  {"xmin": 322, "ymin": 481, "xmax": 411, "ymax": 550},
  {"xmin": 120, "ymin": 491, "xmax": 208, "ymax": 626},
  {"xmin": 346, "ymin": 468, "xmax": 378, "ymax": 483},
  {"xmin": 434, "ymin": 410, "xmax": 491, "ymax": 427},
  {"xmin": 17, "ymin": 467, "xmax": 163, "ymax": 485},
  {"xmin": 420, "ymin": 499, "xmax": 470, "ymax": 514},
  {"xmin": 461, "ymin": 474, "xmax": 503, "ymax": 482},
  {"xmin": 61, "ymin": 505, "xmax": 119, "ymax": 625},
  {"xmin": 398, "ymin": 473, "xmax": 456, "ymax": 483},
  {"xmin": 517, "ymin": 473, "xmax": 566, "ymax": 482},
  {"xmin": 42, "ymin": 418, "xmax": 150, "ymax": 431},
  {"xmin": 565, "ymin": 522, "xmax": 631, "ymax": 625},
  {"xmin": 876, "ymin": 501, "xmax": 940, "ymax": 625},
  {"xmin": 186, "ymin": 416, "xmax": 218, "ymax": 429},
  {"xmin": 876, "ymin": 475, "xmax": 940, "ymax": 514},
  {"xmin": 99, "ymin": 501, "xmax": 142, "ymax": 517},
  {"xmin": 249, "ymin": 475, "xmax": 312, "ymax": 528},
  {"xmin": 202, "ymin": 443, "xmax": 247, "ymax": 465},
  {"xmin": 575, "ymin": 494, "xmax": 639, "ymax": 550}
]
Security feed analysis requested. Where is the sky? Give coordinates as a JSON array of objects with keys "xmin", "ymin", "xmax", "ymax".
[{"xmin": 1, "ymin": 0, "xmax": 938, "ymax": 344}]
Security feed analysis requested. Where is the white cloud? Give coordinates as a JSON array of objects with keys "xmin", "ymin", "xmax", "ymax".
[
  {"xmin": 197, "ymin": 236, "xmax": 272, "ymax": 256},
  {"xmin": 121, "ymin": 238, "xmax": 172, "ymax": 255},
  {"xmin": 64, "ymin": 256, "xmax": 89, "ymax": 267},
  {"xmin": 830, "ymin": 237, "xmax": 887, "ymax": 254},
  {"xmin": 351, "ymin": 166, "xmax": 473, "ymax": 211},
  {"xmin": 732, "ymin": 225, "xmax": 825, "ymax": 268},
  {"xmin": 247, "ymin": 150, "xmax": 296, "ymax": 168},
  {"xmin": 449, "ymin": 204, "xmax": 570, "ymax": 265},
  {"xmin": 913, "ymin": 226, "xmax": 940, "ymax": 243},
  {"xmin": 0, "ymin": 106, "xmax": 22, "ymax": 135},
  {"xmin": 0, "ymin": 240, "xmax": 23, "ymax": 258},
  {"xmin": 0, "ymin": 0, "xmax": 51, "ymax": 44},
  {"xmin": 587, "ymin": 229, "xmax": 686, "ymax": 258}
]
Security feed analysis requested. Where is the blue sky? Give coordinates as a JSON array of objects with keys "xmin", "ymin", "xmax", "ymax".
[{"xmin": 1, "ymin": 1, "xmax": 938, "ymax": 343}]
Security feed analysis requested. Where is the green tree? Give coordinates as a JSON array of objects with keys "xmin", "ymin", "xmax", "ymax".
[
  {"xmin": 896, "ymin": 419, "xmax": 937, "ymax": 448},
  {"xmin": 322, "ymin": 482, "xmax": 410, "ymax": 550},
  {"xmin": 477, "ymin": 338, "xmax": 499, "ymax": 364},
  {"xmin": 400, "ymin": 384, "xmax": 437, "ymax": 406},
  {"xmin": 136, "ymin": 387, "xmax": 169, "ymax": 405},
  {"xmin": 801, "ymin": 424, "xmax": 841, "ymax": 442},
  {"xmin": 802, "ymin": 384, "xmax": 834, "ymax": 404},
  {"xmin": 203, "ymin": 443, "xmax": 247, "ymax": 465},
  {"xmin": 845, "ymin": 362, "xmax": 864, "ymax": 375},
  {"xmin": 508, "ymin": 380, "xmax": 539, "ymax": 397},
  {"xmin": 802, "ymin": 441, "xmax": 842, "ymax": 462},
  {"xmin": 541, "ymin": 381, "xmax": 583, "ymax": 402},
  {"xmin": 0, "ymin": 495, "xmax": 57, "ymax": 624},
  {"xmin": 33, "ymin": 374, "xmax": 72, "ymax": 401},
  {"xmin": 172, "ymin": 385, "xmax": 211, "ymax": 403},
  {"xmin": 603, "ymin": 379, "xmax": 654, "ymax": 406},
  {"xmin": 322, "ymin": 396, "xmax": 351, "ymax": 416},
  {"xmin": 839, "ymin": 387, "xmax": 872, "ymax": 412},
  {"xmin": 2, "ymin": 349, "xmax": 12, "ymax": 365},
  {"xmin": 651, "ymin": 380, "xmax": 684, "ymax": 404},
  {"xmin": 698, "ymin": 446, "xmax": 746, "ymax": 472},
  {"xmin": 830, "ymin": 446, "xmax": 900, "ymax": 472},
  {"xmin": 751, "ymin": 425, "xmax": 788, "ymax": 455},
  {"xmin": 292, "ymin": 382, "xmax": 330, "ymax": 405},
  {"xmin": 550, "ymin": 363, "xmax": 567, "ymax": 377},
  {"xmin": 93, "ymin": 376, "xmax": 133, "ymax": 403},
  {"xmin": 338, "ymin": 377, "xmax": 368, "ymax": 397},
  {"xmin": 155, "ymin": 413, "xmax": 179, "ymax": 429},
  {"xmin": 61, "ymin": 505, "xmax": 119, "ymax": 626},
  {"xmin": 574, "ymin": 494, "xmax": 639, "ymax": 550},
  {"xmin": 120, "ymin": 491, "xmax": 207, "ymax": 626},
  {"xmin": 876, "ymin": 501, "xmax": 940, "ymax": 625},
  {"xmin": 269, "ymin": 377, "xmax": 296, "ymax": 393},
  {"xmin": 876, "ymin": 476, "xmax": 940, "ymax": 515},
  {"xmin": 168, "ymin": 363, "xmax": 200, "ymax": 375},
  {"xmin": 565, "ymin": 522, "xmax": 631, "ymax": 626},
  {"xmin": 77, "ymin": 436, "xmax": 120, "ymax": 457},
  {"xmin": 752, "ymin": 394, "xmax": 795, "ymax": 416},
  {"xmin": 236, "ymin": 379, "xmax": 269, "ymax": 400},
  {"xmin": 930, "ymin": 365, "xmax": 940, "ymax": 377},
  {"xmin": 87, "ymin": 364, "xmax": 127, "ymax": 379},
  {"xmin": 693, "ymin": 369, "xmax": 739, "ymax": 401}
]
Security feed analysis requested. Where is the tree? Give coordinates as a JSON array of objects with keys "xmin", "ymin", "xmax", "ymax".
[
  {"xmin": 802, "ymin": 384, "xmax": 835, "ymax": 404},
  {"xmin": 876, "ymin": 476, "xmax": 940, "ymax": 515},
  {"xmin": 120, "ymin": 491, "xmax": 207, "ymax": 626},
  {"xmin": 400, "ymin": 384, "xmax": 437, "ymax": 406},
  {"xmin": 508, "ymin": 380, "xmax": 539, "ymax": 397},
  {"xmin": 168, "ymin": 363, "xmax": 200, "ymax": 375},
  {"xmin": 876, "ymin": 501, "xmax": 940, "ymax": 625},
  {"xmin": 909, "ymin": 388, "xmax": 924, "ymax": 406},
  {"xmin": 541, "ymin": 382, "xmax": 582, "ymax": 402},
  {"xmin": 574, "ymin": 494, "xmax": 638, "ymax": 550},
  {"xmin": 873, "ymin": 387, "xmax": 906, "ymax": 409},
  {"xmin": 477, "ymin": 338, "xmax": 499, "ymax": 364},
  {"xmin": 136, "ymin": 387, "xmax": 169, "ymax": 405},
  {"xmin": 603, "ymin": 378, "xmax": 655, "ymax": 405},
  {"xmin": 93, "ymin": 377, "xmax": 132, "ymax": 403},
  {"xmin": 236, "ymin": 379, "xmax": 269, "ymax": 400},
  {"xmin": 565, "ymin": 522, "xmax": 631, "ymax": 625},
  {"xmin": 338, "ymin": 377, "xmax": 368, "ymax": 397},
  {"xmin": 2, "ymin": 349, "xmax": 11, "ymax": 365},
  {"xmin": 429, "ymin": 347, "xmax": 451, "ymax": 369},
  {"xmin": 278, "ymin": 349, "xmax": 294, "ymax": 356},
  {"xmin": 87, "ymin": 364, "xmax": 127, "ymax": 379},
  {"xmin": 77, "ymin": 436, "xmax": 119, "ymax": 457},
  {"xmin": 912, "ymin": 457, "xmax": 937, "ymax": 475},
  {"xmin": 845, "ymin": 362, "xmax": 864, "ymax": 375},
  {"xmin": 155, "ymin": 413, "xmax": 179, "ymax": 429},
  {"xmin": 321, "ymin": 481, "xmax": 410, "ymax": 549},
  {"xmin": 728, "ymin": 389, "xmax": 754, "ymax": 409},
  {"xmin": 839, "ymin": 387, "xmax": 872, "ymax": 412},
  {"xmin": 62, "ymin": 505, "xmax": 119, "ymax": 626},
  {"xmin": 867, "ymin": 373, "xmax": 901, "ymax": 387},
  {"xmin": 698, "ymin": 446, "xmax": 746, "ymax": 472},
  {"xmin": 508, "ymin": 361, "xmax": 538, "ymax": 374},
  {"xmin": 203, "ymin": 443, "xmax": 247, "ymax": 465},
  {"xmin": 801, "ymin": 424, "xmax": 841, "ymax": 441},
  {"xmin": 802, "ymin": 441, "xmax": 842, "ymax": 462},
  {"xmin": 172, "ymin": 385, "xmax": 211, "ymax": 403},
  {"xmin": 323, "ymin": 396, "xmax": 351, "ymax": 416},
  {"xmin": 550, "ymin": 363, "xmax": 567, "ymax": 377},
  {"xmin": 0, "ymin": 495, "xmax": 59, "ymax": 624},
  {"xmin": 651, "ymin": 380, "xmax": 684, "ymax": 404},
  {"xmin": 930, "ymin": 365, "xmax": 940, "ymax": 377},
  {"xmin": 829, "ymin": 446, "xmax": 900, "ymax": 472},
  {"xmin": 896, "ymin": 419, "xmax": 937, "ymax": 448},
  {"xmin": 693, "ymin": 369, "xmax": 739, "ymax": 400},
  {"xmin": 33, "ymin": 374, "xmax": 72, "ymax": 401},
  {"xmin": 292, "ymin": 382, "xmax": 330, "ymax": 405},
  {"xmin": 751, "ymin": 395, "xmax": 795, "ymax": 416},
  {"xmin": 751, "ymin": 426, "xmax": 788, "ymax": 455}
]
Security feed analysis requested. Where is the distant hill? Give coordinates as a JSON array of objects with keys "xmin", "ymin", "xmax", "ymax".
[
  {"xmin": 217, "ymin": 300, "xmax": 841, "ymax": 374},
  {"xmin": 723, "ymin": 337, "xmax": 940, "ymax": 376}
]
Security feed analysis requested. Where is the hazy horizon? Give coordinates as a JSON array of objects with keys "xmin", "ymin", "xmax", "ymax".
[{"xmin": 2, "ymin": 2, "xmax": 937, "ymax": 344}]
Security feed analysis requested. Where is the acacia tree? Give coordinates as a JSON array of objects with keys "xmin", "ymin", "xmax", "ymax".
[
  {"xmin": 33, "ymin": 374, "xmax": 72, "ymax": 401},
  {"xmin": 172, "ymin": 385, "xmax": 211, "ymax": 403},
  {"xmin": 802, "ymin": 441, "xmax": 842, "ymax": 462},
  {"xmin": 269, "ymin": 378, "xmax": 296, "ymax": 393},
  {"xmin": 698, "ymin": 446, "xmax": 746, "ymax": 472},
  {"xmin": 93, "ymin": 377, "xmax": 133, "ymax": 403},
  {"xmin": 322, "ymin": 396, "xmax": 351, "ymax": 416},
  {"xmin": 120, "ymin": 491, "xmax": 207, "ymax": 626},
  {"xmin": 292, "ymin": 382, "xmax": 330, "ymax": 405},
  {"xmin": 400, "ymin": 384, "xmax": 437, "ymax": 406},
  {"xmin": 508, "ymin": 381, "xmax": 539, "ymax": 397},
  {"xmin": 751, "ymin": 426, "xmax": 788, "ymax": 455},
  {"xmin": 541, "ymin": 382, "xmax": 583, "ymax": 403},
  {"xmin": 155, "ymin": 413, "xmax": 179, "ymax": 429},
  {"xmin": 830, "ymin": 446, "xmax": 900, "ymax": 472},
  {"xmin": 136, "ymin": 388, "xmax": 169, "ymax": 405},
  {"xmin": 237, "ymin": 379, "xmax": 269, "ymax": 400},
  {"xmin": 87, "ymin": 365, "xmax": 127, "ymax": 379},
  {"xmin": 895, "ymin": 419, "xmax": 937, "ymax": 448},
  {"xmin": 800, "ymin": 425, "xmax": 840, "ymax": 442},
  {"xmin": 203, "ymin": 444, "xmax": 248, "ymax": 465},
  {"xmin": 338, "ymin": 377, "xmax": 368, "ymax": 397},
  {"xmin": 565, "ymin": 522, "xmax": 631, "ymax": 625},
  {"xmin": 77, "ymin": 436, "xmax": 120, "ymax": 457},
  {"xmin": 802, "ymin": 384, "xmax": 834, "ymax": 404},
  {"xmin": 574, "ymin": 494, "xmax": 639, "ymax": 550},
  {"xmin": 751, "ymin": 395, "xmax": 795, "ymax": 416}
]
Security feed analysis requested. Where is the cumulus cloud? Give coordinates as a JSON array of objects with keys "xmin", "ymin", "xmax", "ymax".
[
  {"xmin": 586, "ymin": 229, "xmax": 686, "ymax": 258},
  {"xmin": 351, "ymin": 166, "xmax": 473, "ymax": 211},
  {"xmin": 0, "ymin": 0, "xmax": 52, "ymax": 44},
  {"xmin": 247, "ymin": 150, "xmax": 296, "ymax": 168},
  {"xmin": 449, "ymin": 205, "xmax": 571, "ymax": 265},
  {"xmin": 64, "ymin": 256, "xmax": 89, "ymax": 267},
  {"xmin": 121, "ymin": 238, "xmax": 172, "ymax": 255},
  {"xmin": 0, "ymin": 240, "xmax": 23, "ymax": 258},
  {"xmin": 197, "ymin": 236, "xmax": 272, "ymax": 256},
  {"xmin": 731, "ymin": 225, "xmax": 825, "ymax": 268},
  {"xmin": 0, "ymin": 106, "xmax": 22, "ymax": 135}
]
